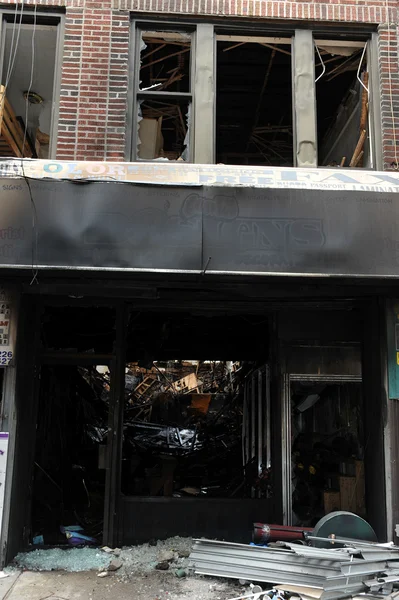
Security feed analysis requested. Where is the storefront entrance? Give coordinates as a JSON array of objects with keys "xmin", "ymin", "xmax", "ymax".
[{"xmin": 2, "ymin": 281, "xmax": 389, "ymax": 562}]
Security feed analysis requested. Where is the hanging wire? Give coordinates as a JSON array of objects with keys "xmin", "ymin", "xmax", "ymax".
[
  {"xmin": 23, "ymin": 3, "xmax": 37, "ymax": 155},
  {"xmin": 20, "ymin": 4, "xmax": 39, "ymax": 285},
  {"xmin": 0, "ymin": 3, "xmax": 21, "ymax": 104},
  {"xmin": 357, "ymin": 42, "xmax": 369, "ymax": 93},
  {"xmin": 314, "ymin": 43, "xmax": 326, "ymax": 83},
  {"xmin": 3, "ymin": 0, "xmax": 25, "ymax": 90},
  {"xmin": 3, "ymin": 4, "xmax": 19, "ymax": 88}
]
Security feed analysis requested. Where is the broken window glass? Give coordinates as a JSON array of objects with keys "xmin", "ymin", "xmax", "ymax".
[
  {"xmin": 137, "ymin": 98, "xmax": 190, "ymax": 161},
  {"xmin": 315, "ymin": 41, "xmax": 369, "ymax": 168},
  {"xmin": 139, "ymin": 31, "xmax": 191, "ymax": 93},
  {"xmin": 135, "ymin": 29, "xmax": 192, "ymax": 161}
]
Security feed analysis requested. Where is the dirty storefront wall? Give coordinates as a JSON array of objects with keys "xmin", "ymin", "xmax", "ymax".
[{"xmin": 4, "ymin": 291, "xmax": 387, "ymax": 561}]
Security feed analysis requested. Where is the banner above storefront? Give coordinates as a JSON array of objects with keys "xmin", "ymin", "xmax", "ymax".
[
  {"xmin": 2, "ymin": 159, "xmax": 399, "ymax": 193},
  {"xmin": 1, "ymin": 175, "xmax": 399, "ymax": 278}
]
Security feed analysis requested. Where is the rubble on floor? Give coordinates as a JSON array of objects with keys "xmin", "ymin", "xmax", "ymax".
[
  {"xmin": 12, "ymin": 536, "xmax": 192, "ymax": 579},
  {"xmin": 117, "ymin": 536, "xmax": 192, "ymax": 581},
  {"xmin": 14, "ymin": 547, "xmax": 112, "ymax": 572},
  {"xmin": 13, "ymin": 516, "xmax": 399, "ymax": 600},
  {"xmin": 9, "ymin": 536, "xmax": 242, "ymax": 600}
]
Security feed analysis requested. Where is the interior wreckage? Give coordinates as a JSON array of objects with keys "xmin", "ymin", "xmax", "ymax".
[
  {"xmin": 30, "ymin": 305, "xmax": 366, "ymax": 545},
  {"xmin": 135, "ymin": 29, "xmax": 370, "ymax": 167}
]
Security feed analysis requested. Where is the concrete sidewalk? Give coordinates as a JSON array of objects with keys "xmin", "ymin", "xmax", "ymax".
[
  {"xmin": 1, "ymin": 571, "xmax": 139, "ymax": 600},
  {"xmin": 0, "ymin": 570, "xmax": 239, "ymax": 600}
]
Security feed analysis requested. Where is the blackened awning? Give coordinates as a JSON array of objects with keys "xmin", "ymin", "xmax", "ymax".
[{"xmin": 1, "ymin": 159, "xmax": 399, "ymax": 278}]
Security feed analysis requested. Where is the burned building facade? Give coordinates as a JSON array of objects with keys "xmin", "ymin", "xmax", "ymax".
[{"xmin": 0, "ymin": 0, "xmax": 398, "ymax": 566}]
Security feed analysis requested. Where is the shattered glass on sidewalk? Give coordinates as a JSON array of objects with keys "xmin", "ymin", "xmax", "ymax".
[{"xmin": 14, "ymin": 547, "xmax": 112, "ymax": 572}]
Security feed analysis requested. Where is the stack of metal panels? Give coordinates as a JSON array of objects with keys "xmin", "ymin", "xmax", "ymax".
[{"xmin": 189, "ymin": 538, "xmax": 399, "ymax": 600}]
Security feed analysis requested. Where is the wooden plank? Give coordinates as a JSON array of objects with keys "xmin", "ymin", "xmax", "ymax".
[
  {"xmin": 324, "ymin": 491, "xmax": 341, "ymax": 514},
  {"xmin": 350, "ymin": 129, "xmax": 367, "ymax": 167},
  {"xmin": 354, "ymin": 150, "xmax": 364, "ymax": 167},
  {"xmin": 223, "ymin": 42, "xmax": 246, "ymax": 52},
  {"xmin": 4, "ymin": 99, "xmax": 23, "ymax": 142},
  {"xmin": 261, "ymin": 43, "xmax": 291, "ymax": 56},
  {"xmin": 3, "ymin": 100, "xmax": 25, "ymax": 156},
  {"xmin": 143, "ymin": 31, "xmax": 191, "ymax": 42},
  {"xmin": 172, "ymin": 372, "xmax": 200, "ymax": 393},
  {"xmin": 314, "ymin": 39, "xmax": 365, "ymax": 48},
  {"xmin": 339, "ymin": 476, "xmax": 357, "ymax": 512},
  {"xmin": 141, "ymin": 43, "xmax": 166, "ymax": 61},
  {"xmin": 355, "ymin": 460, "xmax": 366, "ymax": 516},
  {"xmin": 4, "ymin": 101, "xmax": 32, "ymax": 157},
  {"xmin": 360, "ymin": 72, "xmax": 369, "ymax": 132},
  {"xmin": 0, "ymin": 119, "xmax": 23, "ymax": 157},
  {"xmin": 216, "ymin": 34, "xmax": 292, "ymax": 45},
  {"xmin": 3, "ymin": 98, "xmax": 33, "ymax": 157},
  {"xmin": 142, "ymin": 47, "xmax": 190, "ymax": 70}
]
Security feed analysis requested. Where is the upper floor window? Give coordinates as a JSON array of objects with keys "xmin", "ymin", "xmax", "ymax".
[
  {"xmin": 315, "ymin": 40, "xmax": 369, "ymax": 168},
  {"xmin": 216, "ymin": 35, "xmax": 293, "ymax": 167},
  {"xmin": 0, "ymin": 11, "xmax": 62, "ymax": 160},
  {"xmin": 129, "ymin": 23, "xmax": 378, "ymax": 169},
  {"xmin": 135, "ymin": 28, "xmax": 192, "ymax": 161}
]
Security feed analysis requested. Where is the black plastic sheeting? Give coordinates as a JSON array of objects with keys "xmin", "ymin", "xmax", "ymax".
[{"xmin": 1, "ymin": 179, "xmax": 399, "ymax": 276}]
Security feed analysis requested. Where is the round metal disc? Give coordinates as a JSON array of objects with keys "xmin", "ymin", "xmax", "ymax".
[{"xmin": 310, "ymin": 511, "xmax": 378, "ymax": 548}]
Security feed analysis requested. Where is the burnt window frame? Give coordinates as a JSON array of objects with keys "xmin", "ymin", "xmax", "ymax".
[
  {"xmin": 130, "ymin": 23, "xmax": 195, "ymax": 163},
  {"xmin": 127, "ymin": 20, "xmax": 382, "ymax": 170}
]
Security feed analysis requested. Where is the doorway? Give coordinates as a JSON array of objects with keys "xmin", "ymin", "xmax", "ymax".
[
  {"xmin": 282, "ymin": 375, "xmax": 363, "ymax": 527},
  {"xmin": 31, "ymin": 364, "xmax": 110, "ymax": 546}
]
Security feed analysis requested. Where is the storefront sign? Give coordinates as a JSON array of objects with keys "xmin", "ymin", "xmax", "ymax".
[
  {"xmin": 0, "ymin": 176, "xmax": 399, "ymax": 278},
  {"xmin": 2, "ymin": 159, "xmax": 399, "ymax": 193}
]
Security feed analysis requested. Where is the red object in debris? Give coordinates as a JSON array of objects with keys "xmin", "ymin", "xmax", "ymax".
[{"xmin": 253, "ymin": 523, "xmax": 314, "ymax": 544}]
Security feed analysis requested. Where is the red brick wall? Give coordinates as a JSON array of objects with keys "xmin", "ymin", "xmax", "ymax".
[
  {"xmin": 58, "ymin": 2, "xmax": 129, "ymax": 160},
  {"xmin": 1, "ymin": 0, "xmax": 398, "ymax": 169}
]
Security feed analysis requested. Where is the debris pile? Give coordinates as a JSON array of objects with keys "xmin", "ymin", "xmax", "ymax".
[
  {"xmin": 122, "ymin": 360, "xmax": 255, "ymax": 498},
  {"xmin": 12, "ymin": 536, "xmax": 193, "ymax": 578},
  {"xmin": 190, "ymin": 536, "xmax": 399, "ymax": 600},
  {"xmin": 14, "ymin": 547, "xmax": 112, "ymax": 573},
  {"xmin": 116, "ymin": 536, "xmax": 192, "ymax": 582}
]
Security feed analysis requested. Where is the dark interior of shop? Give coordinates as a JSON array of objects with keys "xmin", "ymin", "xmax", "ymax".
[
  {"xmin": 291, "ymin": 381, "xmax": 364, "ymax": 527},
  {"xmin": 27, "ymin": 302, "xmax": 367, "ymax": 546}
]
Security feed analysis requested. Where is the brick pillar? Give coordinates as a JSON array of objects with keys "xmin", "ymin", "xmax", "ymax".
[
  {"xmin": 378, "ymin": 23, "xmax": 399, "ymax": 170},
  {"xmin": 57, "ymin": 0, "xmax": 129, "ymax": 161}
]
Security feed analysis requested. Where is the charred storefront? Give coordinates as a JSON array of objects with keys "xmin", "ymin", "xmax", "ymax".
[{"xmin": 0, "ymin": 160, "xmax": 398, "ymax": 564}]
